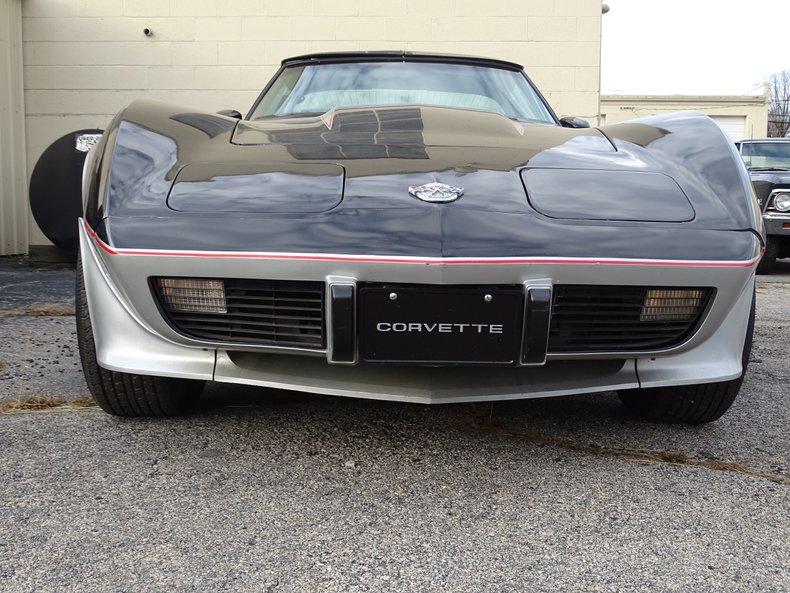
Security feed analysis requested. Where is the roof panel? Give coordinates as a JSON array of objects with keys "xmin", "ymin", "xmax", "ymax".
[{"xmin": 280, "ymin": 51, "xmax": 523, "ymax": 71}]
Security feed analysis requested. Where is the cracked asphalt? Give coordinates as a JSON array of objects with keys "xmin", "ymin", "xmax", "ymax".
[{"xmin": 0, "ymin": 256, "xmax": 788, "ymax": 592}]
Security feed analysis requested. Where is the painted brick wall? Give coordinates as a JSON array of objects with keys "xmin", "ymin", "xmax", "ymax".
[
  {"xmin": 21, "ymin": 0, "xmax": 601, "ymax": 245},
  {"xmin": 1, "ymin": 0, "xmax": 28, "ymax": 255}
]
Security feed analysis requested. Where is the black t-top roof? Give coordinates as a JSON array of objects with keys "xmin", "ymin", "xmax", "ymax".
[{"xmin": 281, "ymin": 51, "xmax": 524, "ymax": 71}]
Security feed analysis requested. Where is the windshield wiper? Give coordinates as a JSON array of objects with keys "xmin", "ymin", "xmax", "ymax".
[{"xmin": 748, "ymin": 166, "xmax": 790, "ymax": 171}]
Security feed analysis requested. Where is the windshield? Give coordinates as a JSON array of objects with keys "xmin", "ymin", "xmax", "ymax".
[
  {"xmin": 249, "ymin": 61, "xmax": 556, "ymax": 123},
  {"xmin": 740, "ymin": 142, "xmax": 790, "ymax": 170}
]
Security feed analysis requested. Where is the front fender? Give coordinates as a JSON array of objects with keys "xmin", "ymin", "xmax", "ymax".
[
  {"xmin": 600, "ymin": 111, "xmax": 764, "ymax": 238},
  {"xmin": 82, "ymin": 100, "xmax": 239, "ymax": 239}
]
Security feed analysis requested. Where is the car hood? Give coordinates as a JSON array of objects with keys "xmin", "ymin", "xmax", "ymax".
[
  {"xmin": 231, "ymin": 105, "xmax": 605, "ymax": 152},
  {"xmin": 748, "ymin": 170, "xmax": 790, "ymax": 185},
  {"xmin": 94, "ymin": 101, "xmax": 763, "ymax": 259},
  {"xmin": 223, "ymin": 106, "xmax": 749, "ymax": 229},
  {"xmin": 212, "ymin": 105, "xmax": 628, "ymax": 217}
]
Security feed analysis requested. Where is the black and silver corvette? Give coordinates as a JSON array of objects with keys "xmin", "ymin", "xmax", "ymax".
[{"xmin": 77, "ymin": 52, "xmax": 764, "ymax": 423}]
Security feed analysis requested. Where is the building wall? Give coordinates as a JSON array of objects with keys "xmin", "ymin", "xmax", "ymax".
[
  {"xmin": 18, "ymin": 0, "xmax": 602, "ymax": 250},
  {"xmin": 0, "ymin": 0, "xmax": 28, "ymax": 255},
  {"xmin": 600, "ymin": 94, "xmax": 768, "ymax": 139}
]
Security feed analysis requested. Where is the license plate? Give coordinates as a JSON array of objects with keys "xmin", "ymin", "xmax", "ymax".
[{"xmin": 359, "ymin": 286, "xmax": 524, "ymax": 364}]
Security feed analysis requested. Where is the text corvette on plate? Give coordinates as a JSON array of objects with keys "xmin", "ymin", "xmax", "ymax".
[{"xmin": 376, "ymin": 323, "xmax": 504, "ymax": 334}]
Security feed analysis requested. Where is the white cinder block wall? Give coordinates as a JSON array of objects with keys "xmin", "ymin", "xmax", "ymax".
[
  {"xmin": 20, "ymin": 0, "xmax": 601, "ymax": 248},
  {"xmin": 1, "ymin": 0, "xmax": 28, "ymax": 255}
]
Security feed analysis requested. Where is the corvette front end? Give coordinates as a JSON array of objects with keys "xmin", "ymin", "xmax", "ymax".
[
  {"xmin": 76, "ymin": 51, "xmax": 763, "ymax": 420},
  {"xmin": 79, "ymin": 217, "xmax": 757, "ymax": 404}
]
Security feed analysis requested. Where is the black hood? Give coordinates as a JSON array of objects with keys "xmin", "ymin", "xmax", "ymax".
[{"xmin": 86, "ymin": 101, "xmax": 763, "ymax": 262}]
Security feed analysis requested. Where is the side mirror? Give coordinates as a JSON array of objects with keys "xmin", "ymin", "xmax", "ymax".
[
  {"xmin": 217, "ymin": 109, "xmax": 242, "ymax": 120},
  {"xmin": 559, "ymin": 116, "xmax": 591, "ymax": 129}
]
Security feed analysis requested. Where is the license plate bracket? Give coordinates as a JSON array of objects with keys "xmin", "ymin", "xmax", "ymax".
[{"xmin": 359, "ymin": 286, "xmax": 524, "ymax": 364}]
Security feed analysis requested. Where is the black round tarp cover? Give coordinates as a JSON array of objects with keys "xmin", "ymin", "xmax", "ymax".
[{"xmin": 30, "ymin": 129, "xmax": 103, "ymax": 251}]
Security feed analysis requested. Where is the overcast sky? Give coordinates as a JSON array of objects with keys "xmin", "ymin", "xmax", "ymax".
[{"xmin": 601, "ymin": 0, "xmax": 790, "ymax": 95}]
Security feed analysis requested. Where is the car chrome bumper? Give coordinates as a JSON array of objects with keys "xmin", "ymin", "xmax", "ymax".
[
  {"xmin": 764, "ymin": 213, "xmax": 790, "ymax": 237},
  {"xmin": 79, "ymin": 220, "xmax": 757, "ymax": 403}
]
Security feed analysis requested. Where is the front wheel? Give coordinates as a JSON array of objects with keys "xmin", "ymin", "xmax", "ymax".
[
  {"xmin": 76, "ymin": 255, "xmax": 204, "ymax": 416},
  {"xmin": 619, "ymin": 288, "xmax": 755, "ymax": 424}
]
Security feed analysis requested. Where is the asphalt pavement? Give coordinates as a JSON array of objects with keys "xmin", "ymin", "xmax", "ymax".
[{"xmin": 0, "ymin": 256, "xmax": 788, "ymax": 592}]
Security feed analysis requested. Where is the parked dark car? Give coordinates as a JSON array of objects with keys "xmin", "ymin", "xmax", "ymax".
[
  {"xmin": 736, "ymin": 138, "xmax": 790, "ymax": 273},
  {"xmin": 77, "ymin": 51, "xmax": 763, "ymax": 424}
]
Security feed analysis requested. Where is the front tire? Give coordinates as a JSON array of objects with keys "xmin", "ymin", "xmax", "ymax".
[
  {"xmin": 76, "ymin": 255, "xmax": 203, "ymax": 416},
  {"xmin": 756, "ymin": 239, "xmax": 778, "ymax": 274},
  {"xmin": 619, "ymin": 287, "xmax": 755, "ymax": 424}
]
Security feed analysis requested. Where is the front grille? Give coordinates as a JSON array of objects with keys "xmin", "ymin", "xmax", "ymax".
[
  {"xmin": 548, "ymin": 285, "xmax": 713, "ymax": 353},
  {"xmin": 155, "ymin": 278, "xmax": 325, "ymax": 349}
]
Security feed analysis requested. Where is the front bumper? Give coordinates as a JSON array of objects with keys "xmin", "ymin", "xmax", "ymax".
[
  {"xmin": 764, "ymin": 213, "xmax": 790, "ymax": 237},
  {"xmin": 79, "ymin": 221, "xmax": 757, "ymax": 404}
]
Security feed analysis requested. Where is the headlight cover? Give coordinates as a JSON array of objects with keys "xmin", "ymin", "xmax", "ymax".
[
  {"xmin": 771, "ymin": 191, "xmax": 790, "ymax": 212},
  {"xmin": 522, "ymin": 169, "xmax": 695, "ymax": 223},
  {"xmin": 167, "ymin": 162, "xmax": 344, "ymax": 214}
]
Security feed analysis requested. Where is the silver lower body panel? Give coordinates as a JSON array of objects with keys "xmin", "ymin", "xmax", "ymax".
[
  {"xmin": 79, "ymin": 221, "xmax": 756, "ymax": 404},
  {"xmin": 214, "ymin": 353, "xmax": 638, "ymax": 404}
]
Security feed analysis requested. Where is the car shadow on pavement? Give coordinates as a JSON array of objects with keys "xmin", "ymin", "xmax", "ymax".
[{"xmin": 186, "ymin": 378, "xmax": 786, "ymax": 483}]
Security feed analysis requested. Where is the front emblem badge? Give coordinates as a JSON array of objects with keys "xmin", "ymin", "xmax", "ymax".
[{"xmin": 408, "ymin": 182, "xmax": 464, "ymax": 203}]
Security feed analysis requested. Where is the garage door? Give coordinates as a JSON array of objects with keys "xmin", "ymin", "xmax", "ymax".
[{"xmin": 710, "ymin": 115, "xmax": 746, "ymax": 141}]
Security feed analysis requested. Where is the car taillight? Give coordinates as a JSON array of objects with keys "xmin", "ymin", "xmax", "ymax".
[
  {"xmin": 639, "ymin": 289, "xmax": 707, "ymax": 322},
  {"xmin": 156, "ymin": 278, "xmax": 226, "ymax": 314}
]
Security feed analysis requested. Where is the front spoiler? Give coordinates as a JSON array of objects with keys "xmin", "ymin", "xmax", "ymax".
[
  {"xmin": 215, "ymin": 353, "xmax": 638, "ymax": 404},
  {"xmin": 79, "ymin": 220, "xmax": 756, "ymax": 403}
]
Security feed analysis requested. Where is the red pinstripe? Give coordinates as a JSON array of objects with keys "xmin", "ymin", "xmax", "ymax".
[{"xmin": 82, "ymin": 219, "xmax": 761, "ymax": 268}]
